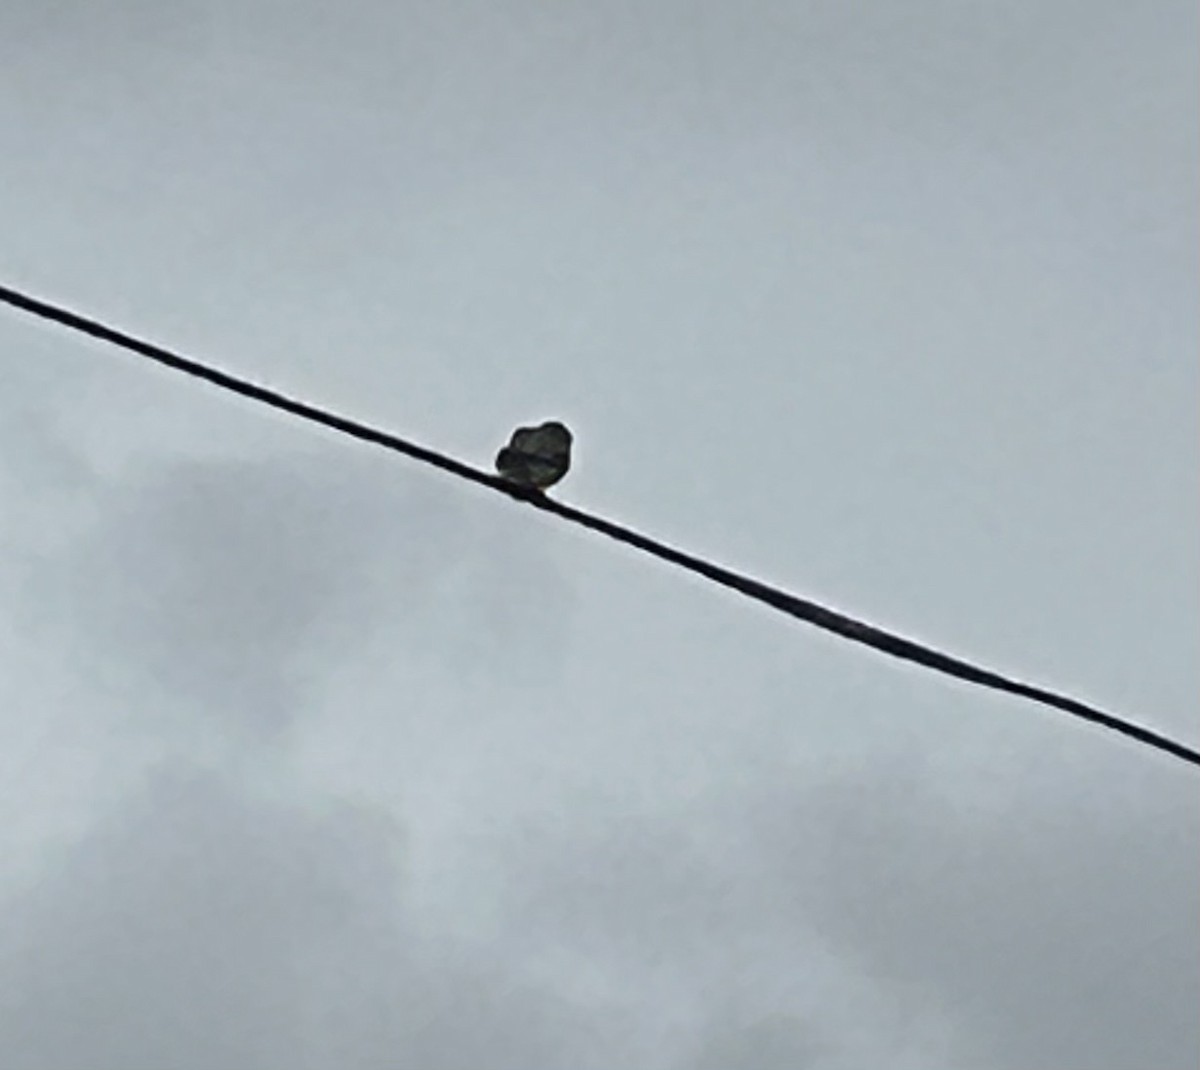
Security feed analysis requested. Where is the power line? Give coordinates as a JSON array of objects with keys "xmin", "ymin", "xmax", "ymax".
[{"xmin": 2, "ymin": 281, "xmax": 1196, "ymax": 771}]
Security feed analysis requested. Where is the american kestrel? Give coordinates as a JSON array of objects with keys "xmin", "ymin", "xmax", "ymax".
[{"xmin": 495, "ymin": 420, "xmax": 573, "ymax": 491}]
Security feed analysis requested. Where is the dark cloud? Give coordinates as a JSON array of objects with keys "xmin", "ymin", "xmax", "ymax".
[
  {"xmin": 16, "ymin": 443, "xmax": 578, "ymax": 741},
  {"xmin": 0, "ymin": 761, "xmax": 611, "ymax": 1070},
  {"xmin": 488, "ymin": 746, "xmax": 1199, "ymax": 1069},
  {"xmin": 678, "ymin": 1015, "xmax": 830, "ymax": 1070},
  {"xmin": 32, "ymin": 454, "xmax": 406, "ymax": 738},
  {"xmin": 0, "ymin": 763, "xmax": 399, "ymax": 1069},
  {"xmin": 751, "ymin": 759, "xmax": 1200, "ymax": 1070}
]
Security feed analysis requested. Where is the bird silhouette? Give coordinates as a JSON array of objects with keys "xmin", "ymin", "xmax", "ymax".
[{"xmin": 495, "ymin": 421, "xmax": 573, "ymax": 491}]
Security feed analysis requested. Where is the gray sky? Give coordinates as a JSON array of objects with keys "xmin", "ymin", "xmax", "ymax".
[{"xmin": 2, "ymin": 2, "xmax": 1197, "ymax": 1067}]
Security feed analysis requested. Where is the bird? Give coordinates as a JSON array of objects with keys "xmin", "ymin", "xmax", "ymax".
[{"xmin": 495, "ymin": 420, "xmax": 573, "ymax": 491}]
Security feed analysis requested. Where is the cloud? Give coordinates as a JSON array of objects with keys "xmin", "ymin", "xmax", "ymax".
[
  {"xmin": 0, "ymin": 760, "xmax": 616, "ymax": 1070},
  {"xmin": 31, "ymin": 454, "xmax": 401, "ymax": 738},
  {"xmin": 678, "ymin": 1014, "xmax": 829, "ymax": 1070},
  {"xmin": 484, "ymin": 743, "xmax": 1199, "ymax": 1070},
  {"xmin": 748, "ymin": 757, "xmax": 1200, "ymax": 1070},
  {"xmin": 16, "ymin": 439, "xmax": 579, "ymax": 746}
]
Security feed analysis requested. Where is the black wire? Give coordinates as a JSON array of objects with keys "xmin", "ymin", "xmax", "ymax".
[{"xmin": 3, "ymin": 281, "xmax": 1197, "ymax": 770}]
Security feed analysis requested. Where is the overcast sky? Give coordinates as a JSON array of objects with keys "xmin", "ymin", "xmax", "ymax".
[{"xmin": 2, "ymin": 2, "xmax": 1197, "ymax": 1067}]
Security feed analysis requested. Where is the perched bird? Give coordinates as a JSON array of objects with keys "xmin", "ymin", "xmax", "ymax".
[{"xmin": 495, "ymin": 420, "xmax": 573, "ymax": 491}]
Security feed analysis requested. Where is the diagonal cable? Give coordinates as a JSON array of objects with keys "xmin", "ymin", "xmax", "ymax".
[{"xmin": 2, "ymin": 282, "xmax": 1196, "ymax": 770}]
